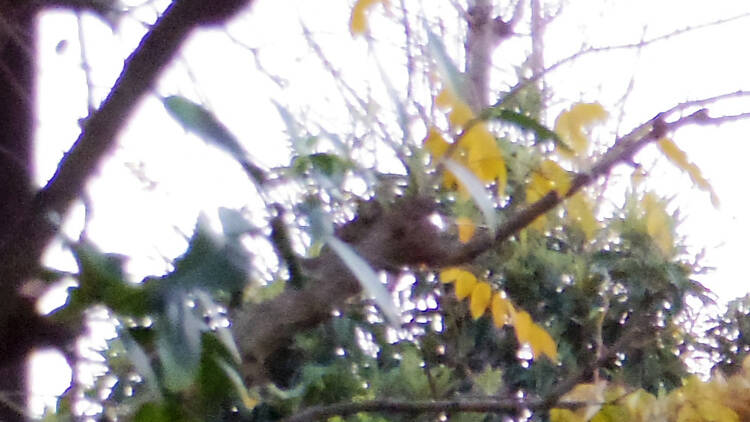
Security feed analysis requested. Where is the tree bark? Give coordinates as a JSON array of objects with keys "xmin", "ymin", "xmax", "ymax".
[{"xmin": 0, "ymin": 2, "xmax": 39, "ymax": 419}]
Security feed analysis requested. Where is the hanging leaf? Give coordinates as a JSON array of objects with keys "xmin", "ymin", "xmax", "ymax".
[
  {"xmin": 444, "ymin": 159, "xmax": 497, "ymax": 237},
  {"xmin": 657, "ymin": 137, "xmax": 719, "ymax": 207},
  {"xmin": 490, "ymin": 293, "xmax": 513, "ymax": 327},
  {"xmin": 163, "ymin": 95, "xmax": 266, "ymax": 184},
  {"xmin": 513, "ymin": 311, "xmax": 558, "ymax": 362},
  {"xmin": 482, "ymin": 107, "xmax": 567, "ymax": 149},
  {"xmin": 215, "ymin": 359, "xmax": 259, "ymax": 410},
  {"xmin": 327, "ymin": 237, "xmax": 400, "ymax": 326},
  {"xmin": 554, "ymin": 102, "xmax": 608, "ymax": 157},
  {"xmin": 426, "ymin": 30, "xmax": 464, "ymax": 99},
  {"xmin": 424, "ymin": 127, "xmax": 451, "ymax": 159},
  {"xmin": 440, "ymin": 267, "xmax": 472, "ymax": 284},
  {"xmin": 470, "ymin": 282, "xmax": 492, "ymax": 319},
  {"xmin": 454, "ymin": 271, "xmax": 478, "ymax": 300},
  {"xmin": 157, "ymin": 293, "xmax": 206, "ymax": 392}
]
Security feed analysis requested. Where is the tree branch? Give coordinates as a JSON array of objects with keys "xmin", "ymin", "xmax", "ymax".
[
  {"xmin": 446, "ymin": 106, "xmax": 750, "ymax": 265},
  {"xmin": 232, "ymin": 99, "xmax": 750, "ymax": 386},
  {"xmin": 0, "ymin": 0, "xmax": 255, "ymax": 365},
  {"xmin": 281, "ymin": 398, "xmax": 530, "ymax": 422}
]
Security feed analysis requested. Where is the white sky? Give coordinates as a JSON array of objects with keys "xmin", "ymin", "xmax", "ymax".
[{"xmin": 28, "ymin": 0, "xmax": 750, "ymax": 416}]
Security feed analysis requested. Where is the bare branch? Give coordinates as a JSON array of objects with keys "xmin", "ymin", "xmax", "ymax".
[{"xmin": 500, "ymin": 12, "xmax": 750, "ymax": 107}]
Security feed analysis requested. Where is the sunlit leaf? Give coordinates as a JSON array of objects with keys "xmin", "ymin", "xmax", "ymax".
[
  {"xmin": 658, "ymin": 137, "xmax": 719, "ymax": 207},
  {"xmin": 540, "ymin": 159, "xmax": 571, "ymax": 195},
  {"xmin": 556, "ymin": 382, "xmax": 606, "ymax": 422},
  {"xmin": 424, "ymin": 127, "xmax": 451, "ymax": 159},
  {"xmin": 566, "ymin": 191, "xmax": 598, "ymax": 240},
  {"xmin": 642, "ymin": 192, "xmax": 673, "ymax": 255},
  {"xmin": 490, "ymin": 293, "xmax": 512, "ymax": 327},
  {"xmin": 454, "ymin": 270, "xmax": 478, "ymax": 300},
  {"xmin": 350, "ymin": 0, "xmax": 387, "ymax": 34},
  {"xmin": 327, "ymin": 237, "xmax": 400, "ymax": 326},
  {"xmin": 444, "ymin": 159, "xmax": 497, "ymax": 236},
  {"xmin": 554, "ymin": 102, "xmax": 608, "ymax": 156},
  {"xmin": 440, "ymin": 267, "xmax": 468, "ymax": 284},
  {"xmin": 513, "ymin": 311, "xmax": 558, "ymax": 362},
  {"xmin": 464, "ymin": 125, "xmax": 508, "ymax": 193},
  {"xmin": 470, "ymin": 282, "xmax": 492, "ymax": 319}
]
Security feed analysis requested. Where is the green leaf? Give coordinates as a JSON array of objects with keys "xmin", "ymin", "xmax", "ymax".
[
  {"xmin": 474, "ymin": 366, "xmax": 503, "ymax": 395},
  {"xmin": 157, "ymin": 293, "xmax": 205, "ymax": 392},
  {"xmin": 162, "ymin": 95, "xmax": 266, "ymax": 184},
  {"xmin": 444, "ymin": 159, "xmax": 497, "ymax": 237},
  {"xmin": 66, "ymin": 241, "xmax": 156, "ymax": 317},
  {"xmin": 164, "ymin": 216, "xmax": 249, "ymax": 298},
  {"xmin": 482, "ymin": 108, "xmax": 568, "ymax": 150},
  {"xmin": 120, "ymin": 328, "xmax": 162, "ymax": 398},
  {"xmin": 134, "ymin": 401, "xmax": 185, "ymax": 422},
  {"xmin": 426, "ymin": 28, "xmax": 466, "ymax": 101},
  {"xmin": 273, "ymin": 100, "xmax": 305, "ymax": 153},
  {"xmin": 327, "ymin": 237, "xmax": 400, "ymax": 326}
]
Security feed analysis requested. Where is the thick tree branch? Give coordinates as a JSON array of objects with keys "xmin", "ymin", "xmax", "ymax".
[
  {"xmin": 0, "ymin": 0, "xmax": 254, "ymax": 366},
  {"xmin": 281, "ymin": 398, "xmax": 531, "ymax": 422}
]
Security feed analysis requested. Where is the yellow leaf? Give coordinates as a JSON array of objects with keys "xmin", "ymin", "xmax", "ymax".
[
  {"xmin": 550, "ymin": 409, "xmax": 584, "ymax": 422},
  {"xmin": 491, "ymin": 293, "xmax": 512, "ymax": 327},
  {"xmin": 440, "ymin": 267, "xmax": 470, "ymax": 284},
  {"xmin": 450, "ymin": 102, "xmax": 474, "ymax": 127},
  {"xmin": 456, "ymin": 216, "xmax": 476, "ymax": 243},
  {"xmin": 513, "ymin": 311, "xmax": 533, "ymax": 344},
  {"xmin": 676, "ymin": 404, "xmax": 700, "ymax": 422},
  {"xmin": 623, "ymin": 389, "xmax": 656, "ymax": 422},
  {"xmin": 470, "ymin": 282, "xmax": 492, "ymax": 319},
  {"xmin": 350, "ymin": 0, "xmax": 387, "ymax": 34},
  {"xmin": 642, "ymin": 192, "xmax": 673, "ymax": 255},
  {"xmin": 527, "ymin": 172, "xmax": 554, "ymax": 202},
  {"xmin": 566, "ymin": 191, "xmax": 598, "ymax": 240},
  {"xmin": 424, "ymin": 127, "xmax": 451, "ymax": 159},
  {"xmin": 435, "ymin": 87, "xmax": 456, "ymax": 109},
  {"xmin": 554, "ymin": 103, "xmax": 608, "ymax": 156},
  {"xmin": 658, "ymin": 138, "xmax": 719, "ymax": 208},
  {"xmin": 696, "ymin": 399, "xmax": 739, "ymax": 422},
  {"xmin": 465, "ymin": 126, "xmax": 507, "ymax": 186},
  {"xmin": 657, "ymin": 138, "xmax": 689, "ymax": 167},
  {"xmin": 540, "ymin": 159, "xmax": 571, "ymax": 195},
  {"xmin": 455, "ymin": 271, "xmax": 478, "ymax": 300},
  {"xmin": 558, "ymin": 382, "xmax": 607, "ymax": 422},
  {"xmin": 529, "ymin": 323, "xmax": 558, "ymax": 362},
  {"xmin": 513, "ymin": 311, "xmax": 558, "ymax": 361}
]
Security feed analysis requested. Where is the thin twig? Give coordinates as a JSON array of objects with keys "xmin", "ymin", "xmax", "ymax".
[
  {"xmin": 76, "ymin": 11, "xmax": 96, "ymax": 114},
  {"xmin": 500, "ymin": 12, "xmax": 750, "ymax": 107}
]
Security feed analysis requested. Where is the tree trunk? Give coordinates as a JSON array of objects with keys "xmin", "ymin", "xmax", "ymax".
[{"xmin": 0, "ymin": 1, "xmax": 40, "ymax": 419}]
